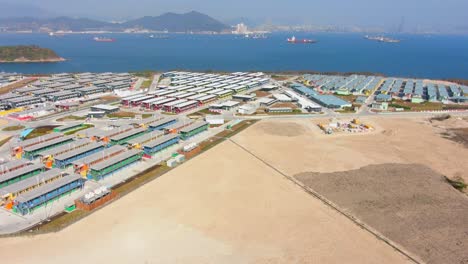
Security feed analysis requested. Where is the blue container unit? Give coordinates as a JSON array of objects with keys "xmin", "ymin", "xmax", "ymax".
[
  {"xmin": 143, "ymin": 134, "xmax": 180, "ymax": 155},
  {"xmin": 14, "ymin": 175, "xmax": 84, "ymax": 215},
  {"xmin": 53, "ymin": 143, "xmax": 105, "ymax": 169},
  {"xmin": 148, "ymin": 117, "xmax": 178, "ymax": 131}
]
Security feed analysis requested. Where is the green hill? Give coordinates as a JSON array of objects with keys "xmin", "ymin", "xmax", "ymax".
[{"xmin": 0, "ymin": 45, "xmax": 64, "ymax": 63}]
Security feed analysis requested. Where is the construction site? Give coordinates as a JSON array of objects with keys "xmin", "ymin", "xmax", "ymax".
[
  {"xmin": 0, "ymin": 70, "xmax": 467, "ymax": 264},
  {"xmin": 317, "ymin": 118, "xmax": 374, "ymax": 134}
]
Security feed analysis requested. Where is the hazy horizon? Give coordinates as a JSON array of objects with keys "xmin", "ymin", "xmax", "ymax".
[{"xmin": 1, "ymin": 0, "xmax": 468, "ymax": 32}]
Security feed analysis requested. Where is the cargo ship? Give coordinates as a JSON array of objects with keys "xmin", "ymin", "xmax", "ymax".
[
  {"xmin": 287, "ymin": 36, "xmax": 316, "ymax": 44},
  {"xmin": 364, "ymin": 35, "xmax": 400, "ymax": 43},
  {"xmin": 93, "ymin": 37, "xmax": 116, "ymax": 42}
]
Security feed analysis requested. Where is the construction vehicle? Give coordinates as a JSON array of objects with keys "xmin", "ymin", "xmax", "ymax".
[{"xmin": 352, "ymin": 118, "xmax": 360, "ymax": 125}]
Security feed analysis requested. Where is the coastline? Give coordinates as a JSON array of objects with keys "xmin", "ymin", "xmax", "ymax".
[{"xmin": 0, "ymin": 57, "xmax": 66, "ymax": 63}]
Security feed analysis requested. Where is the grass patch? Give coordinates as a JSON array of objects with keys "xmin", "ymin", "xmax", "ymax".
[
  {"xmin": 271, "ymin": 75, "xmax": 291, "ymax": 81},
  {"xmin": 0, "ymin": 136, "xmax": 12, "ymax": 147},
  {"xmin": 130, "ymin": 70, "xmax": 156, "ymax": 78},
  {"xmin": 190, "ymin": 108, "xmax": 221, "ymax": 117},
  {"xmin": 336, "ymin": 106, "xmax": 357, "ymax": 113},
  {"xmin": 142, "ymin": 114, "xmax": 153, "ymax": 119},
  {"xmin": 107, "ymin": 111, "xmax": 136, "ymax": 119},
  {"xmin": 443, "ymin": 104, "xmax": 468, "ymax": 110},
  {"xmin": 56, "ymin": 115, "xmax": 86, "ymax": 122},
  {"xmin": 389, "ymin": 103, "xmax": 411, "ymax": 110},
  {"xmin": 391, "ymin": 100, "xmax": 443, "ymax": 111},
  {"xmin": 0, "ymin": 78, "xmax": 36, "ymax": 95},
  {"xmin": 20, "ymin": 210, "xmax": 90, "ymax": 235},
  {"xmin": 199, "ymin": 120, "xmax": 258, "ymax": 151},
  {"xmin": 25, "ymin": 126, "xmax": 58, "ymax": 139},
  {"xmin": 267, "ymin": 109, "xmax": 304, "ymax": 115},
  {"xmin": 445, "ymin": 176, "xmax": 467, "ymax": 192},
  {"xmin": 112, "ymin": 164, "xmax": 171, "ymax": 196},
  {"xmin": 140, "ymin": 79, "xmax": 152, "ymax": 89},
  {"xmin": 335, "ymin": 94, "xmax": 358, "ymax": 103},
  {"xmin": 2, "ymin": 125, "xmax": 25, "ymax": 131},
  {"xmin": 63, "ymin": 124, "xmax": 94, "ymax": 135}
]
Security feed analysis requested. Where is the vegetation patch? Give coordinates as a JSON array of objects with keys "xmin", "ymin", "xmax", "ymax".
[
  {"xmin": 63, "ymin": 124, "xmax": 94, "ymax": 135},
  {"xmin": 25, "ymin": 126, "xmax": 58, "ymax": 139},
  {"xmin": 130, "ymin": 70, "xmax": 157, "ymax": 78},
  {"xmin": 140, "ymin": 79, "xmax": 152, "ymax": 89},
  {"xmin": 0, "ymin": 136, "xmax": 12, "ymax": 147},
  {"xmin": 440, "ymin": 127, "xmax": 468, "ymax": 148},
  {"xmin": 56, "ymin": 115, "xmax": 86, "ymax": 122},
  {"xmin": 389, "ymin": 103, "xmax": 411, "ymax": 110},
  {"xmin": 391, "ymin": 100, "xmax": 443, "ymax": 111},
  {"xmin": 190, "ymin": 108, "xmax": 221, "ymax": 117},
  {"xmin": 271, "ymin": 75, "xmax": 291, "ymax": 81},
  {"xmin": 336, "ymin": 106, "xmax": 357, "ymax": 113},
  {"xmin": 0, "ymin": 78, "xmax": 36, "ymax": 95},
  {"xmin": 18, "ymin": 210, "xmax": 90, "ymax": 235},
  {"xmin": 445, "ymin": 176, "xmax": 467, "ymax": 192},
  {"xmin": 2, "ymin": 125, "xmax": 25, "ymax": 131},
  {"xmin": 335, "ymin": 94, "xmax": 358, "ymax": 103},
  {"xmin": 0, "ymin": 45, "xmax": 63, "ymax": 62},
  {"xmin": 107, "ymin": 111, "xmax": 136, "ymax": 119}
]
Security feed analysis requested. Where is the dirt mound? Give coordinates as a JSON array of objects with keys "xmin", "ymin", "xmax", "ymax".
[
  {"xmin": 255, "ymin": 122, "xmax": 306, "ymax": 137},
  {"xmin": 440, "ymin": 128, "xmax": 468, "ymax": 148},
  {"xmin": 295, "ymin": 164, "xmax": 468, "ymax": 264},
  {"xmin": 381, "ymin": 129, "xmax": 396, "ymax": 136}
]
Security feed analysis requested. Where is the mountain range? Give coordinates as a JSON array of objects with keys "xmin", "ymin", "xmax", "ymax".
[{"xmin": 0, "ymin": 11, "xmax": 231, "ymax": 33}]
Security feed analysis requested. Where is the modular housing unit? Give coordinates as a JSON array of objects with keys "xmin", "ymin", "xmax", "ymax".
[
  {"xmin": 148, "ymin": 117, "xmax": 178, "ymax": 131},
  {"xmin": 0, "ymin": 168, "xmax": 65, "ymax": 203},
  {"xmin": 89, "ymin": 149, "xmax": 143, "ymax": 180},
  {"xmin": 53, "ymin": 142, "xmax": 105, "ymax": 168},
  {"xmin": 179, "ymin": 122, "xmax": 209, "ymax": 140},
  {"xmin": 109, "ymin": 127, "xmax": 147, "ymax": 145},
  {"xmin": 143, "ymin": 134, "xmax": 180, "ymax": 155},
  {"xmin": 14, "ymin": 174, "xmax": 84, "ymax": 215},
  {"xmin": 23, "ymin": 136, "xmax": 74, "ymax": 160},
  {"xmin": 72, "ymin": 145, "xmax": 126, "ymax": 176},
  {"xmin": 172, "ymin": 100, "xmax": 198, "ymax": 113},
  {"xmin": 0, "ymin": 164, "xmax": 44, "ymax": 188}
]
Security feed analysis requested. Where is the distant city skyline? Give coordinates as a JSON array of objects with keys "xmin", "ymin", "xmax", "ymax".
[{"xmin": 1, "ymin": 0, "xmax": 468, "ymax": 33}]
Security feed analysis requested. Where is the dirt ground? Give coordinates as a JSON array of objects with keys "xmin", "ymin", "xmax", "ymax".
[
  {"xmin": 254, "ymin": 90, "xmax": 271, "ymax": 97},
  {"xmin": 233, "ymin": 116, "xmax": 468, "ymax": 182},
  {"xmin": 1, "ymin": 116, "xmax": 466, "ymax": 263},
  {"xmin": 0, "ymin": 140, "xmax": 411, "ymax": 264},
  {"xmin": 295, "ymin": 164, "xmax": 468, "ymax": 264},
  {"xmin": 271, "ymin": 102, "xmax": 298, "ymax": 109},
  {"xmin": 429, "ymin": 116, "xmax": 468, "ymax": 148}
]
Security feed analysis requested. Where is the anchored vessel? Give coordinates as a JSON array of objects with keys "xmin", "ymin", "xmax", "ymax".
[
  {"xmin": 287, "ymin": 36, "xmax": 317, "ymax": 44},
  {"xmin": 93, "ymin": 37, "xmax": 116, "ymax": 42},
  {"xmin": 364, "ymin": 35, "xmax": 400, "ymax": 43}
]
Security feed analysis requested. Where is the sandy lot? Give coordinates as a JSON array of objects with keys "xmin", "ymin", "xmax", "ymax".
[
  {"xmin": 1, "ymin": 116, "xmax": 466, "ymax": 263},
  {"xmin": 0, "ymin": 140, "xmax": 411, "ymax": 264},
  {"xmin": 296, "ymin": 164, "xmax": 468, "ymax": 264},
  {"xmin": 233, "ymin": 116, "xmax": 468, "ymax": 181}
]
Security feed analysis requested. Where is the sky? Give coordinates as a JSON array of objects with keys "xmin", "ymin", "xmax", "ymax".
[{"xmin": 3, "ymin": 0, "xmax": 468, "ymax": 30}]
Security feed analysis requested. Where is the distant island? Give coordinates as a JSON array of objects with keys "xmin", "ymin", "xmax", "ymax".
[
  {"xmin": 0, "ymin": 45, "xmax": 65, "ymax": 63},
  {"xmin": 0, "ymin": 11, "xmax": 230, "ymax": 33}
]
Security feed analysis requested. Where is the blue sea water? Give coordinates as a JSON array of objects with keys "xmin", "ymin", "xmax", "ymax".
[{"xmin": 0, "ymin": 32, "xmax": 467, "ymax": 79}]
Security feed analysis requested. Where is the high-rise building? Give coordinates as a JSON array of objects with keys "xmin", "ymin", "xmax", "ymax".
[{"xmin": 234, "ymin": 23, "xmax": 248, "ymax": 34}]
